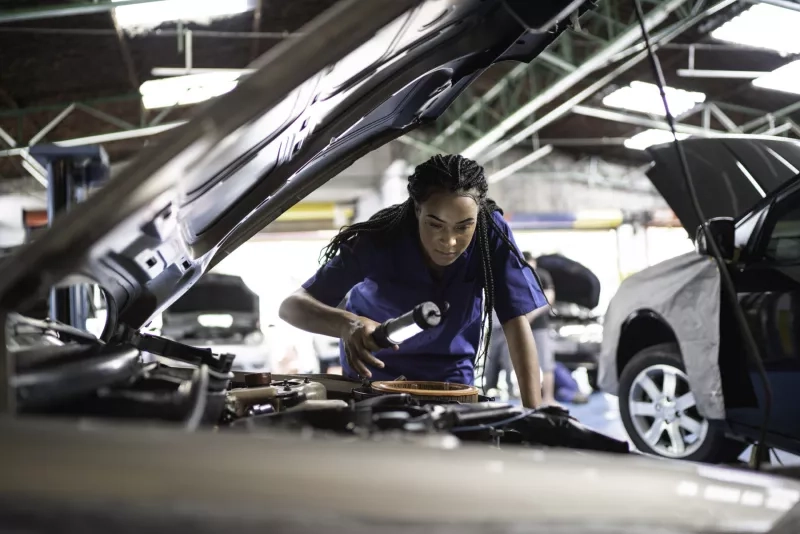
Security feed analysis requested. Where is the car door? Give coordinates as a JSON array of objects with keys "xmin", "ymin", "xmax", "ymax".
[{"xmin": 723, "ymin": 180, "xmax": 800, "ymax": 448}]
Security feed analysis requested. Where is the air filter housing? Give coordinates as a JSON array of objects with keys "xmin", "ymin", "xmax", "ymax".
[{"xmin": 370, "ymin": 381, "xmax": 479, "ymax": 403}]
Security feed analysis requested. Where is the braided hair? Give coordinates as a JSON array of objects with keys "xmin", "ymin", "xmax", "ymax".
[{"xmin": 321, "ymin": 154, "xmax": 539, "ymax": 384}]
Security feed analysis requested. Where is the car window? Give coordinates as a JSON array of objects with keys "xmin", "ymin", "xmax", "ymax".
[{"xmin": 765, "ymin": 204, "xmax": 800, "ymax": 264}]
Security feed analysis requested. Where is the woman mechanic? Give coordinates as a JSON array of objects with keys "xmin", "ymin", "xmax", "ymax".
[{"xmin": 279, "ymin": 154, "xmax": 548, "ymax": 408}]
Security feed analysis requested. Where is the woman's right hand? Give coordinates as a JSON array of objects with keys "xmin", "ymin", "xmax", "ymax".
[{"xmin": 340, "ymin": 315, "xmax": 397, "ymax": 378}]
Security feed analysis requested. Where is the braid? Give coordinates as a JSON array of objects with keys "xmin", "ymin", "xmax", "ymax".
[
  {"xmin": 320, "ymin": 200, "xmax": 412, "ymax": 264},
  {"xmin": 475, "ymin": 206, "xmax": 496, "ymax": 384}
]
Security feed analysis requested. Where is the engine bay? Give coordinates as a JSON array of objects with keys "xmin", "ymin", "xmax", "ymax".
[{"xmin": 6, "ymin": 312, "xmax": 628, "ymax": 454}]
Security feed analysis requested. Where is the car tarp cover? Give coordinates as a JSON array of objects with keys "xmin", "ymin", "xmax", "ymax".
[
  {"xmin": 598, "ymin": 252, "xmax": 725, "ymax": 420},
  {"xmin": 646, "ymin": 137, "xmax": 800, "ymax": 236}
]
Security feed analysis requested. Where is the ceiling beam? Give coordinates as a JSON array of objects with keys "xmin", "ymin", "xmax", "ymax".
[
  {"xmin": 0, "ymin": 121, "xmax": 186, "ymax": 157},
  {"xmin": 473, "ymin": 0, "xmax": 738, "ymax": 164},
  {"xmin": 572, "ymin": 105, "xmax": 728, "ymax": 136},
  {"xmin": 460, "ymin": 0, "xmax": 693, "ymax": 160}
]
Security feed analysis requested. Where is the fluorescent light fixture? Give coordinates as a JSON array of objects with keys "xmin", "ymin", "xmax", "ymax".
[
  {"xmin": 152, "ymin": 67, "xmax": 256, "ymax": 77},
  {"xmin": 602, "ymin": 81, "xmax": 706, "ymax": 117},
  {"xmin": 198, "ymin": 314, "xmax": 234, "ymax": 328},
  {"xmin": 113, "ymin": 0, "xmax": 253, "ymax": 29},
  {"xmin": 624, "ymin": 129, "xmax": 689, "ymax": 150},
  {"xmin": 710, "ymin": 3, "xmax": 800, "ymax": 55},
  {"xmin": 753, "ymin": 60, "xmax": 800, "ymax": 96},
  {"xmin": 139, "ymin": 71, "xmax": 241, "ymax": 109}
]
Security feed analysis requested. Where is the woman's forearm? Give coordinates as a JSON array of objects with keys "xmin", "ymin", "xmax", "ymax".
[
  {"xmin": 278, "ymin": 289, "xmax": 357, "ymax": 338},
  {"xmin": 502, "ymin": 315, "xmax": 543, "ymax": 408}
]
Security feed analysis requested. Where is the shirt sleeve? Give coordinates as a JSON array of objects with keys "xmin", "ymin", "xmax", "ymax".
[
  {"xmin": 301, "ymin": 238, "xmax": 371, "ymax": 308},
  {"xmin": 488, "ymin": 211, "xmax": 549, "ymax": 324}
]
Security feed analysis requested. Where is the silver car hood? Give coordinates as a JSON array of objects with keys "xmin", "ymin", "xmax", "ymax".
[
  {"xmin": 0, "ymin": 416, "xmax": 799, "ymax": 533},
  {"xmin": 0, "ymin": 0, "xmax": 591, "ymax": 330}
]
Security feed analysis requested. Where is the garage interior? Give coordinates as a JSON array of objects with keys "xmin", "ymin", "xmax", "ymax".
[{"xmin": 3, "ymin": 0, "xmax": 800, "ymax": 526}]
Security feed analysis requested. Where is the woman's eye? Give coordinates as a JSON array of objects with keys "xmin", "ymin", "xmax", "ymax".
[{"xmin": 429, "ymin": 223, "xmax": 443, "ymax": 229}]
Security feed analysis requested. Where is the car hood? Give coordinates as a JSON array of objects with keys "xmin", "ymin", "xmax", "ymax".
[
  {"xmin": 646, "ymin": 137, "xmax": 800, "ymax": 236},
  {"xmin": 2, "ymin": 416, "xmax": 800, "ymax": 533},
  {"xmin": 0, "ymin": 0, "xmax": 592, "ymax": 330},
  {"xmin": 536, "ymin": 253, "xmax": 601, "ymax": 309}
]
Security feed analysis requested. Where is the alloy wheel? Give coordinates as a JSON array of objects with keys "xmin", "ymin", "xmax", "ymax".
[{"xmin": 627, "ymin": 364, "xmax": 708, "ymax": 458}]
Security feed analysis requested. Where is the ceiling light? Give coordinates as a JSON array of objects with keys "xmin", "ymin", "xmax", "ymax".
[
  {"xmin": 752, "ymin": 60, "xmax": 800, "ymax": 96},
  {"xmin": 624, "ymin": 129, "xmax": 689, "ymax": 151},
  {"xmin": 113, "ymin": 0, "xmax": 253, "ymax": 30},
  {"xmin": 602, "ymin": 81, "xmax": 706, "ymax": 117},
  {"xmin": 139, "ymin": 72, "xmax": 242, "ymax": 110},
  {"xmin": 710, "ymin": 3, "xmax": 800, "ymax": 55}
]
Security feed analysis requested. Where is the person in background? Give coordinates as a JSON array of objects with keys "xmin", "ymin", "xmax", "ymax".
[
  {"xmin": 523, "ymin": 252, "xmax": 558, "ymax": 406},
  {"xmin": 484, "ymin": 309, "xmax": 515, "ymax": 398}
]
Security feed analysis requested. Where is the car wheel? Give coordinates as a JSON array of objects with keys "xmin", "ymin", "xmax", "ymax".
[{"xmin": 618, "ymin": 343, "xmax": 745, "ymax": 463}]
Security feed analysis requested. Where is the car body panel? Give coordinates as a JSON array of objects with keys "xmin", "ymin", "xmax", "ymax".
[{"xmin": 599, "ymin": 251, "xmax": 725, "ymax": 419}]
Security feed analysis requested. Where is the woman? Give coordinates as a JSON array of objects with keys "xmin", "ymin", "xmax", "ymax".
[{"xmin": 279, "ymin": 154, "xmax": 548, "ymax": 408}]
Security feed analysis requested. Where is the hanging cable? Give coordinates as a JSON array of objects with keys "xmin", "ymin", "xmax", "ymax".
[{"xmin": 632, "ymin": 0, "xmax": 773, "ymax": 470}]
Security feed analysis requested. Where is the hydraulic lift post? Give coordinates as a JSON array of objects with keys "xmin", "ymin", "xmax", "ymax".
[{"xmin": 29, "ymin": 145, "xmax": 110, "ymax": 330}]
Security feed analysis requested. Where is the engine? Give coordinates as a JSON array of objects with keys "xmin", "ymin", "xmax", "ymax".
[
  {"xmin": 7, "ymin": 315, "xmax": 628, "ymax": 455},
  {"xmin": 220, "ymin": 372, "xmax": 629, "ymax": 454}
]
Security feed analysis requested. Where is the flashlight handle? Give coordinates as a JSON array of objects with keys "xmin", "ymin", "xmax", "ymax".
[{"xmin": 371, "ymin": 301, "xmax": 448, "ymax": 349}]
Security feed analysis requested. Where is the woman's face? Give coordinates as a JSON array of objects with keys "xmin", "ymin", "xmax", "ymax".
[{"xmin": 416, "ymin": 189, "xmax": 480, "ymax": 267}]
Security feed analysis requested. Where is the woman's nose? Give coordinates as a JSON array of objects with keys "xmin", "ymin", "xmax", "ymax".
[{"xmin": 440, "ymin": 234, "xmax": 457, "ymax": 247}]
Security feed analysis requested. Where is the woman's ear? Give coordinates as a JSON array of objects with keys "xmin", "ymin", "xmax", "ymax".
[{"xmin": 414, "ymin": 202, "xmax": 421, "ymax": 218}]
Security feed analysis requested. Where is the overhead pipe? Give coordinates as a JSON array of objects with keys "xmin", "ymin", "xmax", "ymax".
[
  {"xmin": 475, "ymin": 0, "xmax": 738, "ymax": 164},
  {"xmin": 460, "ymin": 0, "xmax": 692, "ymax": 160},
  {"xmin": 572, "ymin": 105, "xmax": 728, "ymax": 137}
]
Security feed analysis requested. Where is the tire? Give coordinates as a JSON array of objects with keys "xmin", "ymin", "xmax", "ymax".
[{"xmin": 618, "ymin": 343, "xmax": 745, "ymax": 463}]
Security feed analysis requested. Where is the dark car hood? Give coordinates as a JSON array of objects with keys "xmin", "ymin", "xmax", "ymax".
[
  {"xmin": 536, "ymin": 253, "xmax": 601, "ymax": 310},
  {"xmin": 646, "ymin": 137, "xmax": 800, "ymax": 236},
  {"xmin": 0, "ymin": 0, "xmax": 592, "ymax": 330}
]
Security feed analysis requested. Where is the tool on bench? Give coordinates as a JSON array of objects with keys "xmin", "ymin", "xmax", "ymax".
[{"xmin": 371, "ymin": 301, "xmax": 449, "ymax": 349}]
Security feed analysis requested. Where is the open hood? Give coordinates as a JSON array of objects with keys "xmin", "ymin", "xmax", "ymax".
[
  {"xmin": 646, "ymin": 137, "xmax": 800, "ymax": 236},
  {"xmin": 0, "ymin": 0, "xmax": 592, "ymax": 331},
  {"xmin": 536, "ymin": 254, "xmax": 601, "ymax": 310}
]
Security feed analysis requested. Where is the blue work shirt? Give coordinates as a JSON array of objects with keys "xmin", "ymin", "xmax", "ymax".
[{"xmin": 302, "ymin": 210, "xmax": 547, "ymax": 385}]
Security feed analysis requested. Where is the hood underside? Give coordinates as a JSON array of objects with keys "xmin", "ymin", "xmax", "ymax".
[
  {"xmin": 0, "ymin": 0, "xmax": 593, "ymax": 331},
  {"xmin": 646, "ymin": 137, "xmax": 800, "ymax": 236}
]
